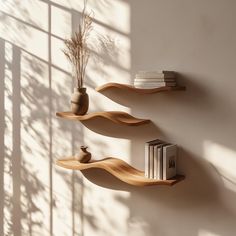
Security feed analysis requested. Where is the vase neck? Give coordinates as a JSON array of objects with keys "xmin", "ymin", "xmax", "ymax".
[
  {"xmin": 74, "ymin": 87, "xmax": 86, "ymax": 93},
  {"xmin": 81, "ymin": 146, "xmax": 88, "ymax": 152}
]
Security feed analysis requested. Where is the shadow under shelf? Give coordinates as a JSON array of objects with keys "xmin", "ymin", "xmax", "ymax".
[{"xmin": 56, "ymin": 157, "xmax": 185, "ymax": 187}]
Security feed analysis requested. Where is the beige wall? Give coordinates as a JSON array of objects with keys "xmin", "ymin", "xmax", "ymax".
[{"xmin": 1, "ymin": 0, "xmax": 236, "ymax": 235}]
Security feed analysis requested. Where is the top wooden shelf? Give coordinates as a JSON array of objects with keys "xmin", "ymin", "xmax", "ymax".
[{"xmin": 96, "ymin": 83, "xmax": 186, "ymax": 94}]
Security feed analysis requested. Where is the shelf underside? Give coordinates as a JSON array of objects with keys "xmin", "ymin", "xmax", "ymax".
[
  {"xmin": 56, "ymin": 111, "xmax": 150, "ymax": 126},
  {"xmin": 56, "ymin": 157, "xmax": 185, "ymax": 186},
  {"xmin": 96, "ymin": 83, "xmax": 186, "ymax": 94}
]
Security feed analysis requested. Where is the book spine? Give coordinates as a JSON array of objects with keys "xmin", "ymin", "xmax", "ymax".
[
  {"xmin": 145, "ymin": 143, "xmax": 149, "ymax": 178},
  {"xmin": 136, "ymin": 71, "xmax": 176, "ymax": 78},
  {"xmin": 136, "ymin": 75, "xmax": 176, "ymax": 79},
  {"xmin": 153, "ymin": 146, "xmax": 158, "ymax": 179},
  {"xmin": 163, "ymin": 147, "xmax": 167, "ymax": 180},
  {"xmin": 134, "ymin": 82, "xmax": 176, "ymax": 86},
  {"xmin": 149, "ymin": 145, "xmax": 154, "ymax": 178},
  {"xmin": 157, "ymin": 147, "xmax": 163, "ymax": 180},
  {"xmin": 134, "ymin": 78, "xmax": 176, "ymax": 82},
  {"xmin": 134, "ymin": 84, "xmax": 176, "ymax": 89}
]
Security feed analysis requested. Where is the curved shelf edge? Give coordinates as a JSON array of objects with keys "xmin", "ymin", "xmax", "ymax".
[
  {"xmin": 96, "ymin": 83, "xmax": 186, "ymax": 94},
  {"xmin": 56, "ymin": 157, "xmax": 185, "ymax": 187},
  {"xmin": 56, "ymin": 111, "xmax": 150, "ymax": 126}
]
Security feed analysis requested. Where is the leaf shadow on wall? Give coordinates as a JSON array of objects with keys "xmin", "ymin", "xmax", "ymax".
[
  {"xmin": 0, "ymin": 41, "xmax": 48, "ymax": 236},
  {"xmin": 0, "ymin": 0, "xmax": 130, "ymax": 235},
  {"xmin": 0, "ymin": 6, "xmax": 84, "ymax": 234}
]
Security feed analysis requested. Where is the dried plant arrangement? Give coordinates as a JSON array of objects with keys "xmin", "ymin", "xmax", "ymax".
[
  {"xmin": 62, "ymin": 0, "xmax": 92, "ymax": 88},
  {"xmin": 62, "ymin": 0, "xmax": 115, "ymax": 115}
]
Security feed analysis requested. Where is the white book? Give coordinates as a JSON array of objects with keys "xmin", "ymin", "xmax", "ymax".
[
  {"xmin": 153, "ymin": 142, "xmax": 170, "ymax": 180},
  {"xmin": 163, "ymin": 144, "xmax": 177, "ymax": 180},
  {"xmin": 153, "ymin": 144, "xmax": 163, "ymax": 179},
  {"xmin": 136, "ymin": 71, "xmax": 176, "ymax": 79},
  {"xmin": 153, "ymin": 145, "xmax": 158, "ymax": 179},
  {"xmin": 134, "ymin": 82, "xmax": 176, "ymax": 86},
  {"xmin": 145, "ymin": 139, "xmax": 163, "ymax": 179},
  {"xmin": 134, "ymin": 84, "xmax": 177, "ymax": 89},
  {"xmin": 149, "ymin": 145, "xmax": 154, "ymax": 178},
  {"xmin": 135, "ymin": 75, "xmax": 176, "ymax": 79},
  {"xmin": 137, "ymin": 70, "xmax": 175, "ymax": 75},
  {"xmin": 144, "ymin": 143, "xmax": 149, "ymax": 178},
  {"xmin": 157, "ymin": 146, "xmax": 163, "ymax": 180},
  {"xmin": 135, "ymin": 78, "xmax": 176, "ymax": 82}
]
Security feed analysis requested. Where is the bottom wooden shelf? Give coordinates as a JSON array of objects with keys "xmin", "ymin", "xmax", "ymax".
[{"xmin": 56, "ymin": 157, "xmax": 185, "ymax": 187}]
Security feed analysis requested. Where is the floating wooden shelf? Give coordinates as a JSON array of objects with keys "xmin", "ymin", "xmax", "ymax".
[
  {"xmin": 96, "ymin": 83, "xmax": 186, "ymax": 94},
  {"xmin": 56, "ymin": 157, "xmax": 185, "ymax": 186},
  {"xmin": 56, "ymin": 111, "xmax": 150, "ymax": 126}
]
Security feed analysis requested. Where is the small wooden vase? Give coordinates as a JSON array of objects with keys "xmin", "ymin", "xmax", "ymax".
[
  {"xmin": 71, "ymin": 87, "xmax": 89, "ymax": 115},
  {"xmin": 75, "ymin": 146, "xmax": 91, "ymax": 163}
]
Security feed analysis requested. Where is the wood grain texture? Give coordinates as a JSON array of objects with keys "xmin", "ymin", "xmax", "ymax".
[
  {"xmin": 56, "ymin": 157, "xmax": 185, "ymax": 186},
  {"xmin": 56, "ymin": 111, "xmax": 150, "ymax": 126},
  {"xmin": 96, "ymin": 83, "xmax": 186, "ymax": 94}
]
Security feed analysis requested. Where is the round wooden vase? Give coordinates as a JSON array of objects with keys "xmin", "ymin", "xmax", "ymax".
[
  {"xmin": 71, "ymin": 87, "xmax": 89, "ymax": 115},
  {"xmin": 75, "ymin": 146, "xmax": 91, "ymax": 163}
]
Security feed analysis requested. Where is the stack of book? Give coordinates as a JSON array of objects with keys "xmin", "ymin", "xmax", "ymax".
[
  {"xmin": 134, "ymin": 71, "xmax": 177, "ymax": 89},
  {"xmin": 145, "ymin": 139, "xmax": 177, "ymax": 180}
]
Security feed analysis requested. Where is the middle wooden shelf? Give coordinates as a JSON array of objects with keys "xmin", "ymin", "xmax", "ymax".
[
  {"xmin": 56, "ymin": 157, "xmax": 185, "ymax": 187},
  {"xmin": 56, "ymin": 111, "xmax": 150, "ymax": 126}
]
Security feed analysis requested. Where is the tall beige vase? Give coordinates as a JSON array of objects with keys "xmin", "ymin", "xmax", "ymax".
[{"xmin": 71, "ymin": 87, "xmax": 89, "ymax": 115}]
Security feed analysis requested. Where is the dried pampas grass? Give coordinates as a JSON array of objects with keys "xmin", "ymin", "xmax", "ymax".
[{"xmin": 63, "ymin": 0, "xmax": 93, "ymax": 88}]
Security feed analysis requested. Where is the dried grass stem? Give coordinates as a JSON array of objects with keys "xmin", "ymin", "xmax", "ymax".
[{"xmin": 63, "ymin": 0, "xmax": 92, "ymax": 88}]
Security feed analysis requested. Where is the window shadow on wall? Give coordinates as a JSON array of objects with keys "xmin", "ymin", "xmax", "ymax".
[
  {"xmin": 2, "ymin": 1, "xmax": 236, "ymax": 236},
  {"xmin": 0, "ymin": 1, "xmax": 89, "ymax": 235}
]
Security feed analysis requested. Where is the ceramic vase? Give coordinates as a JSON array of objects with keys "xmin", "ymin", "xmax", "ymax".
[{"xmin": 71, "ymin": 87, "xmax": 89, "ymax": 115}]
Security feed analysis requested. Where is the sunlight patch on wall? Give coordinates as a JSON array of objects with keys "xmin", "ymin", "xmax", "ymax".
[
  {"xmin": 84, "ymin": 181, "xmax": 130, "ymax": 236},
  {"xmin": 52, "ymin": 171, "xmax": 74, "ymax": 236},
  {"xmin": 198, "ymin": 229, "xmax": 220, "ymax": 236},
  {"xmin": 0, "ymin": 0, "xmax": 48, "ymax": 31},
  {"xmin": 204, "ymin": 140, "xmax": 236, "ymax": 193},
  {"xmin": 93, "ymin": 21, "xmax": 131, "ymax": 70},
  {"xmin": 51, "ymin": 5, "xmax": 72, "ymax": 39},
  {"xmin": 49, "ymin": 0, "xmax": 131, "ymax": 35},
  {"xmin": 51, "ymin": 36, "xmax": 71, "ymax": 72},
  {"xmin": 87, "ymin": 5, "xmax": 131, "ymax": 87},
  {"xmin": 128, "ymin": 217, "xmax": 151, "ymax": 236},
  {"xmin": 49, "ymin": 0, "xmax": 81, "ymax": 10},
  {"xmin": 84, "ymin": 129, "xmax": 131, "ymax": 160},
  {"xmin": 85, "ymin": 1, "xmax": 131, "ymax": 112},
  {"xmin": 3, "ymin": 42, "xmax": 14, "ymax": 235},
  {"xmin": 0, "ymin": 5, "xmax": 48, "ymax": 61},
  {"xmin": 90, "ymin": 0, "xmax": 130, "ymax": 35},
  {"xmin": 51, "ymin": 67, "xmax": 83, "ymax": 236},
  {"xmin": 21, "ymin": 51, "xmax": 50, "ymax": 235}
]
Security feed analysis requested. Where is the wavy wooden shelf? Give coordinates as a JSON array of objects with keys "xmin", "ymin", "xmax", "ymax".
[
  {"xmin": 96, "ymin": 83, "xmax": 186, "ymax": 94},
  {"xmin": 56, "ymin": 157, "xmax": 185, "ymax": 186},
  {"xmin": 56, "ymin": 111, "xmax": 150, "ymax": 126}
]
